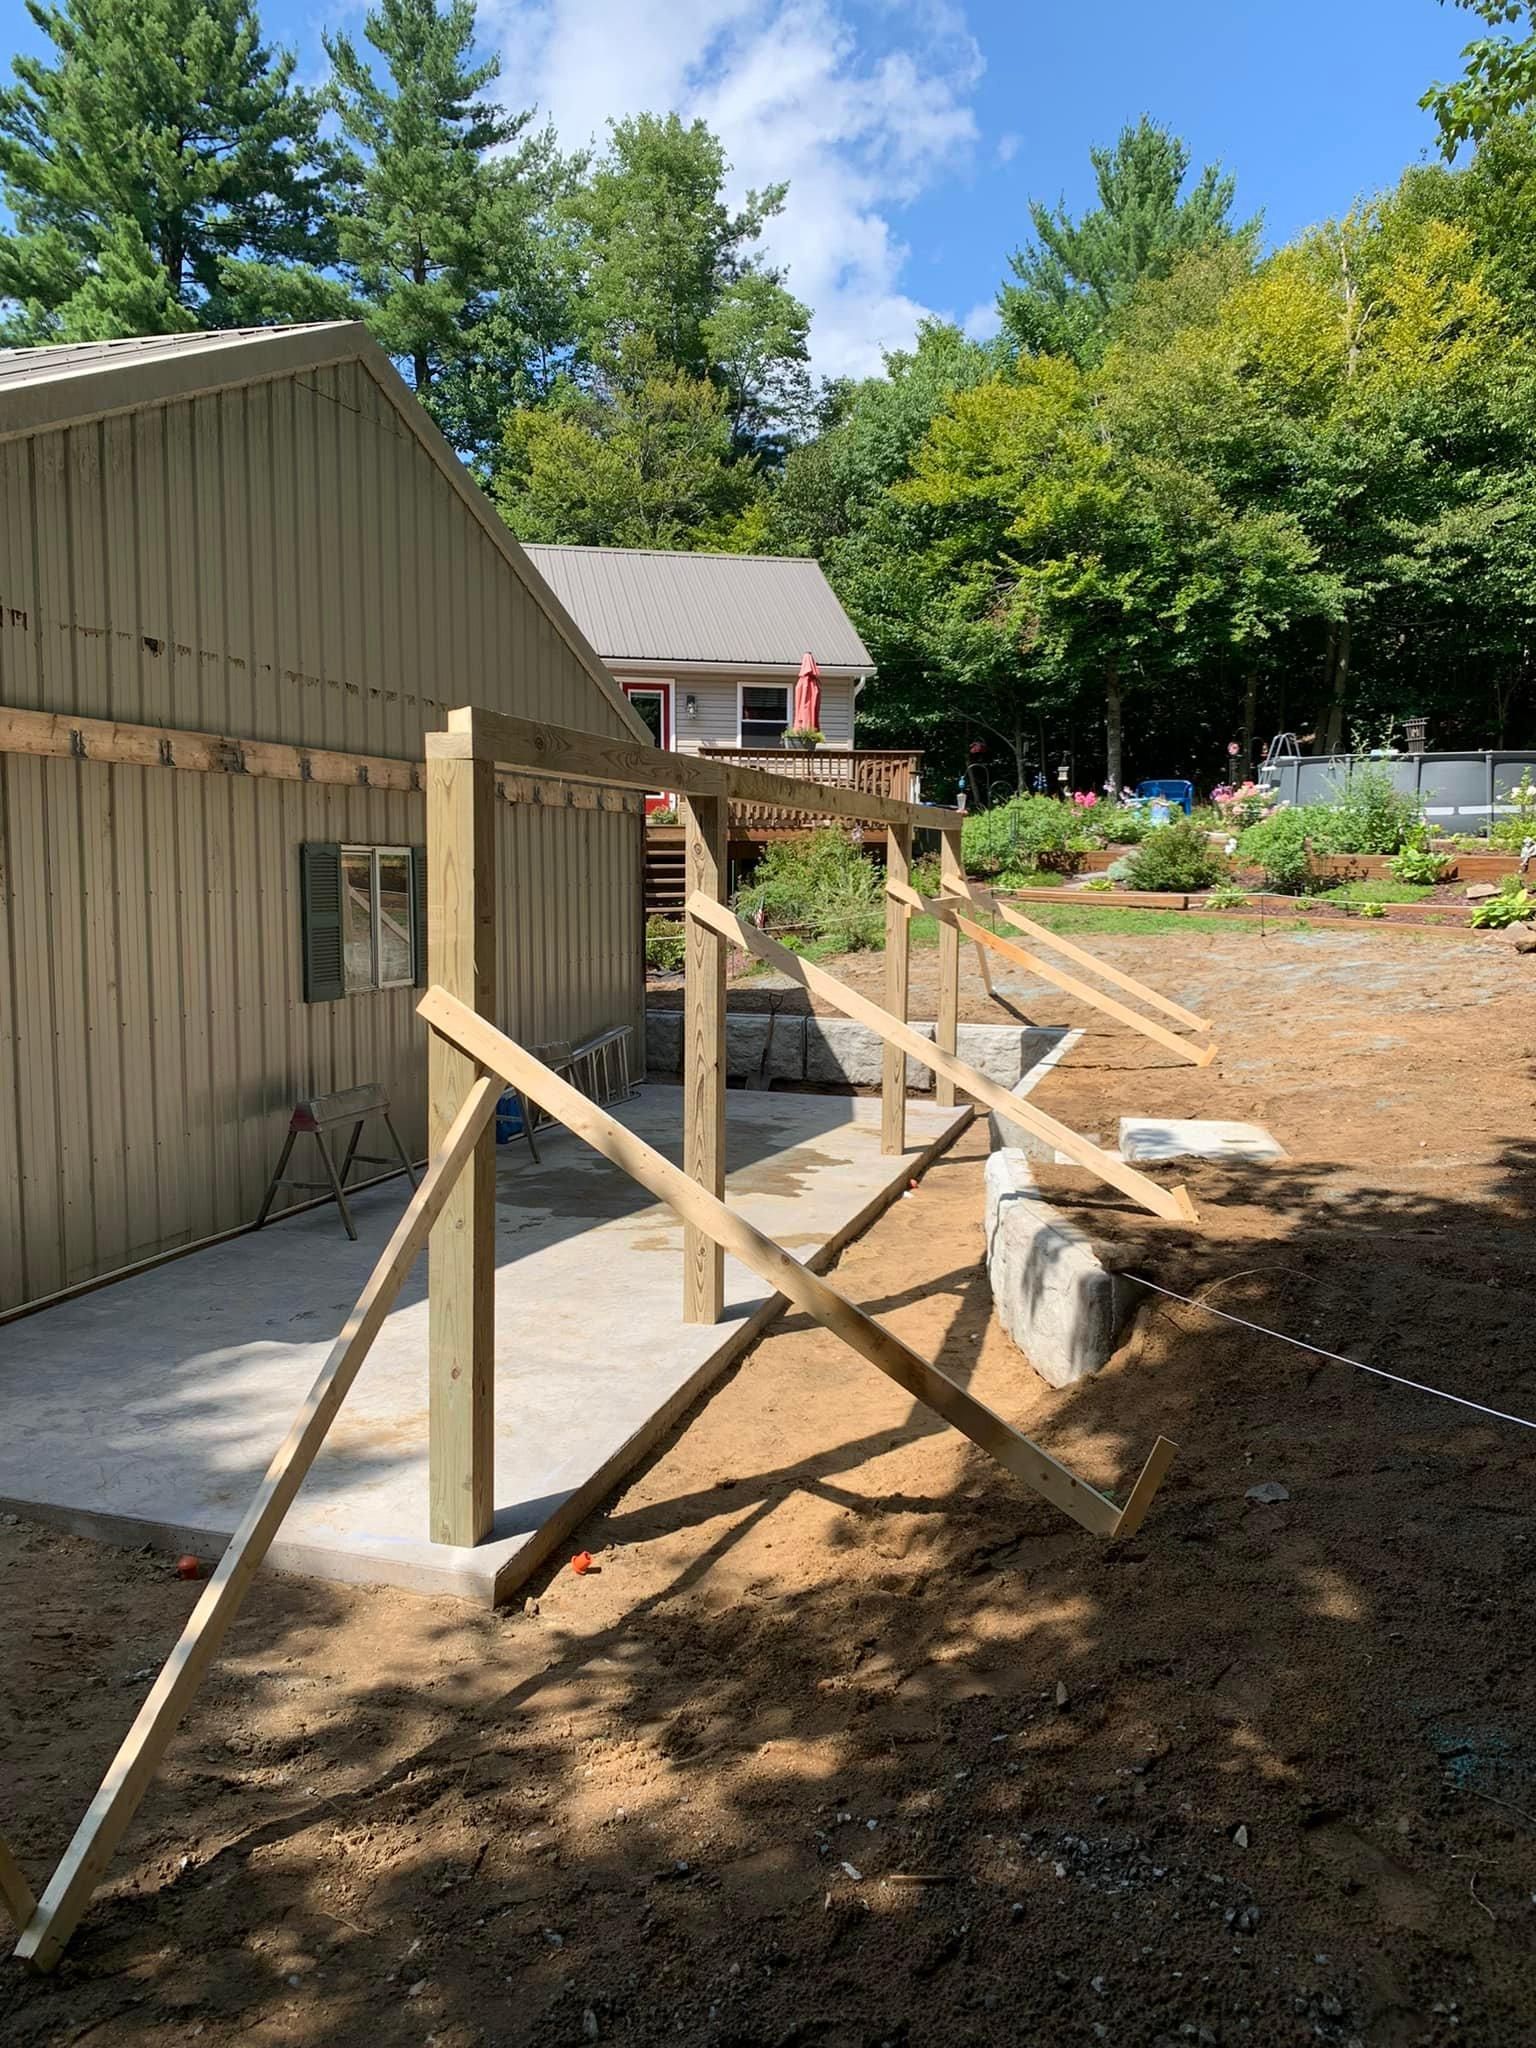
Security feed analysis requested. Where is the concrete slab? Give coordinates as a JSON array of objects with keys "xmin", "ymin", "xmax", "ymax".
[
  {"xmin": 1118, "ymin": 1117, "xmax": 1287, "ymax": 1165},
  {"xmin": 0, "ymin": 1089, "xmax": 968, "ymax": 1605}
]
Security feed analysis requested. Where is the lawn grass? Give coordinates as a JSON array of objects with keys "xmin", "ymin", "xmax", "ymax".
[{"xmin": 1316, "ymin": 878, "xmax": 1434, "ymax": 906}]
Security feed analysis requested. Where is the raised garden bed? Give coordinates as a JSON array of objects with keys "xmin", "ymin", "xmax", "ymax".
[{"xmin": 1006, "ymin": 884, "xmax": 1477, "ymax": 928}]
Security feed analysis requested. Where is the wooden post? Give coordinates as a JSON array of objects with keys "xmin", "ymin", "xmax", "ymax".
[
  {"xmin": 935, "ymin": 825, "xmax": 964, "ymax": 1107},
  {"xmin": 426, "ymin": 745, "xmax": 497, "ymax": 1546},
  {"xmin": 682, "ymin": 793, "xmax": 727, "ymax": 1322},
  {"xmin": 881, "ymin": 824, "xmax": 912, "ymax": 1154}
]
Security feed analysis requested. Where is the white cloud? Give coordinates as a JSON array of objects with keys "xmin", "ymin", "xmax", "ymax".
[
  {"xmin": 996, "ymin": 130, "xmax": 1021, "ymax": 166},
  {"xmin": 486, "ymin": 0, "xmax": 984, "ymax": 380},
  {"xmin": 961, "ymin": 296, "xmax": 1001, "ymax": 342}
]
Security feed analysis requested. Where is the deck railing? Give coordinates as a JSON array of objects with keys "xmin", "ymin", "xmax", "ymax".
[{"xmin": 698, "ymin": 746, "xmax": 922, "ymax": 828}]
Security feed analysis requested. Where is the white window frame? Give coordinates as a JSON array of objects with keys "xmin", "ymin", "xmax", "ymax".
[
  {"xmin": 738, "ymin": 679, "xmax": 792, "ymax": 746},
  {"xmin": 342, "ymin": 844, "xmax": 415, "ymax": 995}
]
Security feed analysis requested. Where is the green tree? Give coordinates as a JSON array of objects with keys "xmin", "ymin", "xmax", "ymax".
[
  {"xmin": 998, "ymin": 116, "xmax": 1252, "ymax": 365},
  {"xmin": 1423, "ymin": 2, "xmax": 1536, "ymax": 153},
  {"xmin": 325, "ymin": 0, "xmax": 572, "ymax": 457},
  {"xmin": 563, "ymin": 112, "xmax": 811, "ymax": 451},
  {"xmin": 0, "ymin": 0, "xmax": 343, "ymax": 341},
  {"xmin": 494, "ymin": 354, "xmax": 752, "ymax": 548}
]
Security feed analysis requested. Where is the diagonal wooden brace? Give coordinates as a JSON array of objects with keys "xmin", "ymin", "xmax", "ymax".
[
  {"xmin": 0, "ymin": 1834, "xmax": 36, "ymax": 1934},
  {"xmin": 686, "ymin": 893, "xmax": 1197, "ymax": 1224},
  {"xmin": 886, "ymin": 880, "xmax": 1215, "ymax": 1069},
  {"xmin": 13, "ymin": 1076, "xmax": 500, "ymax": 1975},
  {"xmin": 961, "ymin": 878, "xmax": 1212, "ymax": 1034},
  {"xmin": 419, "ymin": 986, "xmax": 1179, "ymax": 1547}
]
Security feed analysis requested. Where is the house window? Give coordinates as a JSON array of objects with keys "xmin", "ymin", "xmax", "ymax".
[
  {"xmin": 343, "ymin": 846, "xmax": 414, "ymax": 992},
  {"xmin": 301, "ymin": 842, "xmax": 425, "ymax": 1003},
  {"xmin": 741, "ymin": 683, "xmax": 791, "ymax": 746}
]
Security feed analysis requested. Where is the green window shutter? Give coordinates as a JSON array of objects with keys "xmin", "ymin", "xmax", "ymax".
[
  {"xmin": 410, "ymin": 844, "xmax": 427, "ymax": 987},
  {"xmin": 300, "ymin": 842, "xmax": 345, "ymax": 1003}
]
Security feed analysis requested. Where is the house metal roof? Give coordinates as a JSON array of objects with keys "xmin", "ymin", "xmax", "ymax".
[{"xmin": 521, "ymin": 543, "xmax": 873, "ymax": 674}]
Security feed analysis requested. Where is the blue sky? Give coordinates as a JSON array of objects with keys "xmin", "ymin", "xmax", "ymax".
[{"xmin": 5, "ymin": 0, "xmax": 1488, "ymax": 376}]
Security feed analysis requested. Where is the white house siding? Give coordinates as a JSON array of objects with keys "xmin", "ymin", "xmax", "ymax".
[
  {"xmin": 649, "ymin": 671, "xmax": 856, "ymax": 755},
  {"xmin": 0, "ymin": 353, "xmax": 642, "ymax": 1312}
]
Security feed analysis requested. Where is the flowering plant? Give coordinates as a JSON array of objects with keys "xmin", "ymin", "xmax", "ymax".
[
  {"xmin": 1209, "ymin": 780, "xmax": 1271, "ymax": 829},
  {"xmin": 1070, "ymin": 789, "xmax": 1098, "ymax": 808}
]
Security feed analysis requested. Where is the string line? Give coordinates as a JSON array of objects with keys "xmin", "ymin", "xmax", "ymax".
[{"xmin": 1124, "ymin": 1272, "xmax": 1536, "ymax": 1433}]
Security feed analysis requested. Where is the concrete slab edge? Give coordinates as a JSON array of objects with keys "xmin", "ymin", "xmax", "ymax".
[{"xmin": 0, "ymin": 1106, "xmax": 977, "ymax": 1610}]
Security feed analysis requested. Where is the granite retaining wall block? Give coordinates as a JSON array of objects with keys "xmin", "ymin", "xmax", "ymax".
[
  {"xmin": 983, "ymin": 1147, "xmax": 1139, "ymax": 1387},
  {"xmin": 645, "ymin": 1009, "xmax": 1059, "ymax": 1094}
]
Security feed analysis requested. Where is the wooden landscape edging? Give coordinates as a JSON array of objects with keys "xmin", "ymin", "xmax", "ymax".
[
  {"xmin": 1004, "ymin": 886, "xmax": 1478, "ymax": 928},
  {"xmin": 885, "ymin": 878, "xmax": 1214, "ymax": 1068},
  {"xmin": 685, "ymin": 892, "xmax": 1198, "ymax": 1225},
  {"xmin": 11, "ymin": 1076, "xmax": 500, "ymax": 1975},
  {"xmin": 418, "ymin": 984, "xmax": 1179, "ymax": 1545}
]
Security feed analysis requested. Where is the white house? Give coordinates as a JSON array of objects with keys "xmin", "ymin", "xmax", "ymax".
[{"xmin": 522, "ymin": 544, "xmax": 874, "ymax": 758}]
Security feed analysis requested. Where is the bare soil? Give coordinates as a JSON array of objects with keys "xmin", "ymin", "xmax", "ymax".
[{"xmin": 5, "ymin": 925, "xmax": 1536, "ymax": 2048}]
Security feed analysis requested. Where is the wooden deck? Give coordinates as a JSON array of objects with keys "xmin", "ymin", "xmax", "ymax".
[{"xmin": 645, "ymin": 749, "xmax": 924, "ymax": 916}]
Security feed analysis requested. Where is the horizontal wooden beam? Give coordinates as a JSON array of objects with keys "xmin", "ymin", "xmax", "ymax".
[
  {"xmin": 419, "ymin": 984, "xmax": 1179, "ymax": 1541},
  {"xmin": 687, "ymin": 892, "xmax": 1197, "ymax": 1225},
  {"xmin": 13, "ymin": 1076, "xmax": 501, "ymax": 1974},
  {"xmin": 887, "ymin": 881, "xmax": 1214, "ymax": 1069},
  {"xmin": 961, "ymin": 878, "xmax": 1212, "ymax": 1034},
  {"xmin": 0, "ymin": 705, "xmax": 644, "ymax": 815},
  {"xmin": 431, "ymin": 706, "xmax": 961, "ymax": 831},
  {"xmin": 0, "ymin": 703, "xmax": 421, "ymax": 792}
]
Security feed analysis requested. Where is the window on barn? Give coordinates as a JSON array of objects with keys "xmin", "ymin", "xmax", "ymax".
[
  {"xmin": 740, "ymin": 683, "xmax": 790, "ymax": 746},
  {"xmin": 301, "ymin": 843, "xmax": 426, "ymax": 1002}
]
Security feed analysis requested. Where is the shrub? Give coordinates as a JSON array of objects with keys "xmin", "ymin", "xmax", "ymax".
[
  {"xmin": 1238, "ymin": 807, "xmax": 1330, "ymax": 892},
  {"xmin": 1387, "ymin": 840, "xmax": 1454, "ymax": 884},
  {"xmin": 1205, "ymin": 883, "xmax": 1251, "ymax": 909},
  {"xmin": 962, "ymin": 795, "xmax": 1081, "ymax": 875},
  {"xmin": 1358, "ymin": 900, "xmax": 1388, "ymax": 919},
  {"xmin": 1489, "ymin": 769, "xmax": 1536, "ymax": 851},
  {"xmin": 733, "ymin": 829, "xmax": 884, "ymax": 952},
  {"xmin": 1123, "ymin": 819, "xmax": 1229, "ymax": 892},
  {"xmin": 645, "ymin": 916, "xmax": 687, "ymax": 971},
  {"xmin": 1083, "ymin": 804, "xmax": 1154, "ymax": 846},
  {"xmin": 1470, "ymin": 879, "xmax": 1536, "ymax": 928},
  {"xmin": 1325, "ymin": 762, "xmax": 1422, "ymax": 855}
]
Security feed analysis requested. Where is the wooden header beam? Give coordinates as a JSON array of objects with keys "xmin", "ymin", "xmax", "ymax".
[
  {"xmin": 419, "ymin": 986, "xmax": 1179, "ymax": 1543},
  {"xmin": 686, "ymin": 893, "xmax": 1198, "ymax": 1225},
  {"xmin": 429, "ymin": 706, "xmax": 962, "ymax": 832},
  {"xmin": 1, "ymin": 702, "xmax": 421, "ymax": 792}
]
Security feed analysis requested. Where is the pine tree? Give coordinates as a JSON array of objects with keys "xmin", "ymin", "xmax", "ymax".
[
  {"xmin": 324, "ymin": 0, "xmax": 563, "ymax": 453},
  {"xmin": 999, "ymin": 117, "xmax": 1252, "ymax": 365},
  {"xmin": 0, "ymin": 0, "xmax": 344, "ymax": 341}
]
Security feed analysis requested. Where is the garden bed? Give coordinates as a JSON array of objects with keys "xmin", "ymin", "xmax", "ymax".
[{"xmin": 1006, "ymin": 884, "xmax": 1478, "ymax": 928}]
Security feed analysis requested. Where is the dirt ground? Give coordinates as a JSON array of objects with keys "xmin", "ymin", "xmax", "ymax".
[{"xmin": 5, "ymin": 924, "xmax": 1536, "ymax": 2047}]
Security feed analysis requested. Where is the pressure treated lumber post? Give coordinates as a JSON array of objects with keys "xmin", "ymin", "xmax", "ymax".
[
  {"xmin": 426, "ymin": 742, "xmax": 497, "ymax": 1545},
  {"xmin": 682, "ymin": 792, "xmax": 728, "ymax": 1322},
  {"xmin": 881, "ymin": 823, "xmax": 912, "ymax": 1154},
  {"xmin": 935, "ymin": 826, "xmax": 964, "ymax": 1108}
]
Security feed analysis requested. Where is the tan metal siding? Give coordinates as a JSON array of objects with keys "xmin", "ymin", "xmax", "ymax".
[{"xmin": 0, "ymin": 363, "xmax": 643, "ymax": 1312}]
